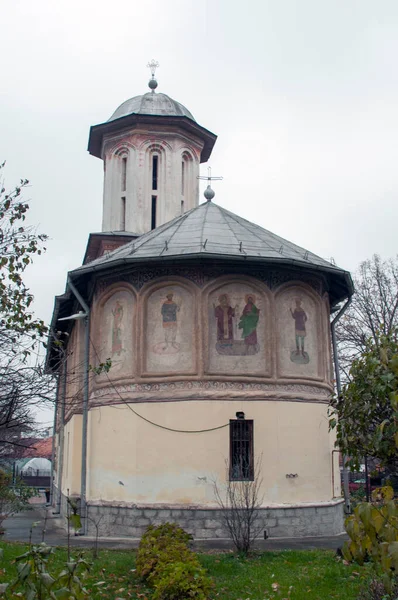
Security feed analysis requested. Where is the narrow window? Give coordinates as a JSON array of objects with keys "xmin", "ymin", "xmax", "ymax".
[
  {"xmin": 181, "ymin": 161, "xmax": 185, "ymax": 196},
  {"xmin": 151, "ymin": 195, "xmax": 157, "ymax": 230},
  {"xmin": 120, "ymin": 196, "xmax": 126, "ymax": 230},
  {"xmin": 229, "ymin": 419, "xmax": 254, "ymax": 481},
  {"xmin": 121, "ymin": 156, "xmax": 127, "ymax": 192},
  {"xmin": 152, "ymin": 155, "xmax": 158, "ymax": 190},
  {"xmin": 181, "ymin": 199, "xmax": 184, "ymax": 214}
]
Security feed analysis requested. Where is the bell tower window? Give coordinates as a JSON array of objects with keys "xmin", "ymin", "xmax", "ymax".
[
  {"xmin": 151, "ymin": 196, "xmax": 157, "ymax": 230},
  {"xmin": 152, "ymin": 155, "xmax": 158, "ymax": 190},
  {"xmin": 121, "ymin": 156, "xmax": 127, "ymax": 192},
  {"xmin": 150, "ymin": 153, "xmax": 160, "ymax": 230},
  {"xmin": 120, "ymin": 197, "xmax": 126, "ymax": 231},
  {"xmin": 181, "ymin": 152, "xmax": 193, "ymax": 212}
]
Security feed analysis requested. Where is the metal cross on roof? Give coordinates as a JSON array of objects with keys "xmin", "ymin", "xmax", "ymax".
[
  {"xmin": 197, "ymin": 167, "xmax": 223, "ymax": 201},
  {"xmin": 198, "ymin": 166, "xmax": 223, "ymax": 184},
  {"xmin": 147, "ymin": 59, "xmax": 159, "ymax": 78},
  {"xmin": 147, "ymin": 59, "xmax": 159, "ymax": 91}
]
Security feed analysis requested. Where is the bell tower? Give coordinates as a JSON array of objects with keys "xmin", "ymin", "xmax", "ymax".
[{"xmin": 87, "ymin": 62, "xmax": 217, "ymax": 235}]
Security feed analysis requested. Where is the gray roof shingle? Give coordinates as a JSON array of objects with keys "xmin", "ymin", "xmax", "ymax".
[{"xmin": 73, "ymin": 201, "xmax": 344, "ymax": 274}]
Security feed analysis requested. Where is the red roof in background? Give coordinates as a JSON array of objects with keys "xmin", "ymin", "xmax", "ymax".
[{"xmin": 22, "ymin": 437, "xmax": 53, "ymax": 460}]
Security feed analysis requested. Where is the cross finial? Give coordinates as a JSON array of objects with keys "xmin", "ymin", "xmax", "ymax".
[
  {"xmin": 197, "ymin": 166, "xmax": 223, "ymax": 201},
  {"xmin": 147, "ymin": 59, "xmax": 159, "ymax": 91}
]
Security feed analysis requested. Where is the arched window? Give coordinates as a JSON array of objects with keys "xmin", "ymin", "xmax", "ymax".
[
  {"xmin": 115, "ymin": 149, "xmax": 129, "ymax": 231},
  {"xmin": 151, "ymin": 153, "xmax": 159, "ymax": 229},
  {"xmin": 146, "ymin": 144, "xmax": 164, "ymax": 230},
  {"xmin": 181, "ymin": 152, "xmax": 193, "ymax": 214}
]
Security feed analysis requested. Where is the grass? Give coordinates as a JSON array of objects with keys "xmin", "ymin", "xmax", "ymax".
[
  {"xmin": 0, "ymin": 541, "xmax": 373, "ymax": 599},
  {"xmin": 200, "ymin": 550, "xmax": 372, "ymax": 599}
]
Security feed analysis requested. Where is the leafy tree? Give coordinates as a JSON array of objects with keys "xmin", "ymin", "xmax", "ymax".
[
  {"xmin": 336, "ymin": 254, "xmax": 398, "ymax": 380},
  {"xmin": 0, "ymin": 163, "xmax": 52, "ymax": 455},
  {"xmin": 0, "ymin": 161, "xmax": 48, "ymax": 344},
  {"xmin": 0, "ymin": 469, "xmax": 36, "ymax": 532},
  {"xmin": 330, "ymin": 331, "xmax": 398, "ymax": 471},
  {"xmin": 343, "ymin": 486, "xmax": 398, "ymax": 595}
]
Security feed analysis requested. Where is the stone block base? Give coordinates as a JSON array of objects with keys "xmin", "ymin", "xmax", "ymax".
[{"xmin": 53, "ymin": 489, "xmax": 344, "ymax": 539}]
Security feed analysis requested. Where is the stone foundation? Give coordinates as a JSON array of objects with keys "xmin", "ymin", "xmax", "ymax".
[{"xmin": 53, "ymin": 489, "xmax": 344, "ymax": 539}]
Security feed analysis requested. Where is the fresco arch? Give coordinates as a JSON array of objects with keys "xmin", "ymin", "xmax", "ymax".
[
  {"xmin": 203, "ymin": 275, "xmax": 273, "ymax": 377},
  {"xmin": 92, "ymin": 283, "xmax": 137, "ymax": 385},
  {"xmin": 140, "ymin": 277, "xmax": 198, "ymax": 376},
  {"xmin": 274, "ymin": 281, "xmax": 324, "ymax": 381}
]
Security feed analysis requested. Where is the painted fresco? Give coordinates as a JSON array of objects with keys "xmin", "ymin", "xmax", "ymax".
[
  {"xmin": 276, "ymin": 288, "xmax": 319, "ymax": 378},
  {"xmin": 289, "ymin": 298, "xmax": 309, "ymax": 364},
  {"xmin": 214, "ymin": 293, "xmax": 260, "ymax": 356},
  {"xmin": 208, "ymin": 284, "xmax": 269, "ymax": 375},
  {"xmin": 145, "ymin": 285, "xmax": 194, "ymax": 373},
  {"xmin": 97, "ymin": 289, "xmax": 134, "ymax": 379}
]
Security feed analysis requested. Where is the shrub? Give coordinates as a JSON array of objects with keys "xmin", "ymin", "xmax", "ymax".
[
  {"xmin": 152, "ymin": 560, "xmax": 212, "ymax": 600},
  {"xmin": 136, "ymin": 523, "xmax": 192, "ymax": 580},
  {"xmin": 357, "ymin": 578, "xmax": 398, "ymax": 600},
  {"xmin": 343, "ymin": 486, "xmax": 398, "ymax": 595},
  {"xmin": 147, "ymin": 542, "xmax": 193, "ymax": 584},
  {"xmin": 136, "ymin": 523, "xmax": 212, "ymax": 599},
  {"xmin": 0, "ymin": 541, "xmax": 91, "ymax": 599}
]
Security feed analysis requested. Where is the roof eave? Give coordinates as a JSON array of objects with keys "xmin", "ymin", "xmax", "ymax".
[
  {"xmin": 70, "ymin": 252, "xmax": 354, "ymax": 302},
  {"xmin": 87, "ymin": 114, "xmax": 217, "ymax": 163}
]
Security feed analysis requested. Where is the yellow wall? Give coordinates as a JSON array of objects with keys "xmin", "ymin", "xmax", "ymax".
[
  {"xmin": 86, "ymin": 400, "xmax": 338, "ymax": 506},
  {"xmin": 62, "ymin": 414, "xmax": 82, "ymax": 497}
]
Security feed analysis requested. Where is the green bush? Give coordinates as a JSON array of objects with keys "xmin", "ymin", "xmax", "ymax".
[
  {"xmin": 136, "ymin": 523, "xmax": 212, "ymax": 599},
  {"xmin": 136, "ymin": 523, "xmax": 192, "ymax": 580},
  {"xmin": 152, "ymin": 560, "xmax": 212, "ymax": 600},
  {"xmin": 147, "ymin": 542, "xmax": 193, "ymax": 585},
  {"xmin": 357, "ymin": 578, "xmax": 398, "ymax": 600},
  {"xmin": 343, "ymin": 486, "xmax": 398, "ymax": 595}
]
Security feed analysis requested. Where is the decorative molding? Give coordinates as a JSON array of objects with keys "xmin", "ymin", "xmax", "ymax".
[
  {"xmin": 89, "ymin": 379, "xmax": 331, "ymax": 404},
  {"xmin": 95, "ymin": 266, "xmax": 325, "ymax": 297}
]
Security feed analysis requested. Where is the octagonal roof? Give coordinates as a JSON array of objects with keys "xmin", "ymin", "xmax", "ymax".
[
  {"xmin": 72, "ymin": 200, "xmax": 353, "ymax": 304},
  {"xmin": 108, "ymin": 91, "xmax": 195, "ymax": 123}
]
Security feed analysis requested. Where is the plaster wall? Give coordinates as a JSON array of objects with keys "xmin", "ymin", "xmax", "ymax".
[
  {"xmin": 101, "ymin": 127, "xmax": 202, "ymax": 234},
  {"xmin": 61, "ymin": 414, "xmax": 82, "ymax": 497},
  {"xmin": 86, "ymin": 400, "xmax": 337, "ymax": 507},
  {"xmin": 58, "ymin": 271, "xmax": 339, "ymax": 522}
]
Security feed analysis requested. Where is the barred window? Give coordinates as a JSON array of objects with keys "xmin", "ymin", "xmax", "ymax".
[{"xmin": 229, "ymin": 419, "xmax": 254, "ymax": 481}]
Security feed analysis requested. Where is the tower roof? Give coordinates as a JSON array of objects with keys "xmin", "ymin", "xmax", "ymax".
[
  {"xmin": 108, "ymin": 92, "xmax": 196, "ymax": 123},
  {"xmin": 72, "ymin": 201, "xmax": 353, "ymax": 304}
]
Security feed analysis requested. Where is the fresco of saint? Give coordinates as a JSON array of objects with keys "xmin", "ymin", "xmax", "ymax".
[
  {"xmin": 161, "ymin": 292, "xmax": 180, "ymax": 350},
  {"xmin": 238, "ymin": 294, "xmax": 260, "ymax": 352},
  {"xmin": 214, "ymin": 294, "xmax": 236, "ymax": 343},
  {"xmin": 111, "ymin": 300, "xmax": 124, "ymax": 355},
  {"xmin": 214, "ymin": 292, "xmax": 260, "ymax": 356},
  {"xmin": 289, "ymin": 298, "xmax": 310, "ymax": 364}
]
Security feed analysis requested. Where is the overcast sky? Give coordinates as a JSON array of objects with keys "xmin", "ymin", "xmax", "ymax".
[{"xmin": 1, "ymin": 0, "xmax": 397, "ymax": 341}]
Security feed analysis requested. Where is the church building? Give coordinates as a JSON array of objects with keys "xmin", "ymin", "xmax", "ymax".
[{"xmin": 48, "ymin": 63, "xmax": 353, "ymax": 539}]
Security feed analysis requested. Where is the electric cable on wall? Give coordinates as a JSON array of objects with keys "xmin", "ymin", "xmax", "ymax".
[{"xmin": 89, "ymin": 337, "xmax": 230, "ymax": 434}]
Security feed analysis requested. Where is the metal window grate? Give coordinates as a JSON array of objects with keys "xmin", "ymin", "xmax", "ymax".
[{"xmin": 229, "ymin": 419, "xmax": 254, "ymax": 481}]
